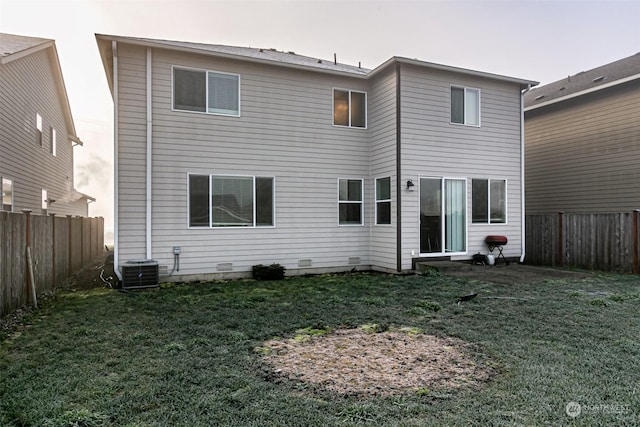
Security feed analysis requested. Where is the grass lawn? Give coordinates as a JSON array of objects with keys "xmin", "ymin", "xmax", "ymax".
[{"xmin": 1, "ymin": 270, "xmax": 639, "ymax": 426}]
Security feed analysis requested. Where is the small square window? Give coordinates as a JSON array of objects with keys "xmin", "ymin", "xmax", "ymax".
[
  {"xmin": 451, "ymin": 87, "xmax": 480, "ymax": 126},
  {"xmin": 333, "ymin": 89, "xmax": 366, "ymax": 128},
  {"xmin": 472, "ymin": 179, "xmax": 506, "ymax": 224}
]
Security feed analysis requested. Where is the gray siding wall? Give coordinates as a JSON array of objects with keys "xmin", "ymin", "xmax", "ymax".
[
  {"xmin": 525, "ymin": 82, "xmax": 640, "ymax": 214},
  {"xmin": 369, "ymin": 67, "xmax": 398, "ymax": 271},
  {"xmin": 117, "ymin": 44, "xmax": 373, "ymax": 276},
  {"xmin": 399, "ymin": 64, "xmax": 523, "ymax": 268},
  {"xmin": 0, "ymin": 49, "xmax": 86, "ymax": 217}
]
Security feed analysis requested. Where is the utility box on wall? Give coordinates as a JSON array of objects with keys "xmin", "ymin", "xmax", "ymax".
[{"xmin": 122, "ymin": 259, "xmax": 159, "ymax": 290}]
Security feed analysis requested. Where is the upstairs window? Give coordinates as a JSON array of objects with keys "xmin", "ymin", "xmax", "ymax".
[
  {"xmin": 189, "ymin": 174, "xmax": 274, "ymax": 228},
  {"xmin": 2, "ymin": 178, "xmax": 13, "ymax": 211},
  {"xmin": 375, "ymin": 177, "xmax": 391, "ymax": 225},
  {"xmin": 42, "ymin": 189, "xmax": 48, "ymax": 215},
  {"xmin": 451, "ymin": 86, "xmax": 480, "ymax": 126},
  {"xmin": 338, "ymin": 178, "xmax": 363, "ymax": 225},
  {"xmin": 173, "ymin": 67, "xmax": 240, "ymax": 116},
  {"xmin": 36, "ymin": 113, "xmax": 43, "ymax": 145},
  {"xmin": 51, "ymin": 128, "xmax": 57, "ymax": 156},
  {"xmin": 333, "ymin": 89, "xmax": 366, "ymax": 128},
  {"xmin": 472, "ymin": 179, "xmax": 506, "ymax": 224}
]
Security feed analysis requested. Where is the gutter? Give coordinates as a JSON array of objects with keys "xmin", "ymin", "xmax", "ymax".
[
  {"xmin": 112, "ymin": 40, "xmax": 122, "ymax": 281},
  {"xmin": 520, "ymin": 84, "xmax": 532, "ymax": 264}
]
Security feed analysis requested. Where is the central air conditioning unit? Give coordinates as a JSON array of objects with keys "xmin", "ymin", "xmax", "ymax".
[{"xmin": 122, "ymin": 259, "xmax": 159, "ymax": 290}]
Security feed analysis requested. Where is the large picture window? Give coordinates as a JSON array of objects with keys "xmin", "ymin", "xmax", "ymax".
[
  {"xmin": 375, "ymin": 177, "xmax": 391, "ymax": 225},
  {"xmin": 451, "ymin": 86, "xmax": 480, "ymax": 126},
  {"xmin": 174, "ymin": 67, "xmax": 240, "ymax": 116},
  {"xmin": 189, "ymin": 174, "xmax": 274, "ymax": 227},
  {"xmin": 338, "ymin": 178, "xmax": 363, "ymax": 225},
  {"xmin": 333, "ymin": 89, "xmax": 366, "ymax": 128},
  {"xmin": 472, "ymin": 179, "xmax": 506, "ymax": 224}
]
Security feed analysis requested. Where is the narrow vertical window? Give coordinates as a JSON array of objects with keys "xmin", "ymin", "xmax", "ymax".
[
  {"xmin": 375, "ymin": 177, "xmax": 391, "ymax": 225},
  {"xmin": 2, "ymin": 178, "xmax": 13, "ymax": 211},
  {"xmin": 338, "ymin": 179, "xmax": 363, "ymax": 225},
  {"xmin": 36, "ymin": 113, "xmax": 43, "ymax": 145},
  {"xmin": 51, "ymin": 128, "xmax": 57, "ymax": 156},
  {"xmin": 189, "ymin": 175, "xmax": 210, "ymax": 227},
  {"xmin": 42, "ymin": 189, "xmax": 48, "ymax": 215}
]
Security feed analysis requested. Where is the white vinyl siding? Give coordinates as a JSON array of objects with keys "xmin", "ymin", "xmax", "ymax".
[
  {"xmin": 400, "ymin": 65, "xmax": 522, "ymax": 266},
  {"xmin": 0, "ymin": 47, "xmax": 85, "ymax": 216}
]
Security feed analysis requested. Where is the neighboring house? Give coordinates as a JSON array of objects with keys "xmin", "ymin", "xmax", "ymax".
[
  {"xmin": 524, "ymin": 52, "xmax": 640, "ymax": 214},
  {"xmin": 0, "ymin": 33, "xmax": 94, "ymax": 217},
  {"xmin": 96, "ymin": 34, "xmax": 536, "ymax": 280}
]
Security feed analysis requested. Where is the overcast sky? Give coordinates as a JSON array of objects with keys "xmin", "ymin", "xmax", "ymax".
[{"xmin": 2, "ymin": 0, "xmax": 639, "ymax": 233}]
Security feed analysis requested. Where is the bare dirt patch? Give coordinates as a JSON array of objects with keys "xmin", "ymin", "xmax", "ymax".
[{"xmin": 258, "ymin": 327, "xmax": 493, "ymax": 397}]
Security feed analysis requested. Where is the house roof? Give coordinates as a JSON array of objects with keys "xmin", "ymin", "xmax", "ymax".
[
  {"xmin": 524, "ymin": 52, "xmax": 640, "ymax": 111},
  {"xmin": 96, "ymin": 34, "xmax": 537, "ymax": 94},
  {"xmin": 0, "ymin": 33, "xmax": 82, "ymax": 145}
]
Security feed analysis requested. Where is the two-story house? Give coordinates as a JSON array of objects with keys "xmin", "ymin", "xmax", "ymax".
[
  {"xmin": 0, "ymin": 33, "xmax": 94, "ymax": 217},
  {"xmin": 524, "ymin": 52, "xmax": 640, "ymax": 214},
  {"xmin": 96, "ymin": 34, "xmax": 536, "ymax": 281}
]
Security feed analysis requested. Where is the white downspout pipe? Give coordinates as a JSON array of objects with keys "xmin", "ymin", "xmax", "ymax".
[
  {"xmin": 113, "ymin": 41, "xmax": 122, "ymax": 281},
  {"xmin": 146, "ymin": 48, "xmax": 152, "ymax": 260},
  {"xmin": 520, "ymin": 84, "xmax": 531, "ymax": 264}
]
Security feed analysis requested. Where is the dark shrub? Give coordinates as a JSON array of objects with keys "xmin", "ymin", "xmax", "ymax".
[{"xmin": 252, "ymin": 263, "xmax": 286, "ymax": 280}]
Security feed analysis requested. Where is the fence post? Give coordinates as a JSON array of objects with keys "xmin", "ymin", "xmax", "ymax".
[
  {"xmin": 50, "ymin": 213, "xmax": 56, "ymax": 288},
  {"xmin": 558, "ymin": 211, "xmax": 564, "ymax": 267},
  {"xmin": 633, "ymin": 209, "xmax": 639, "ymax": 274},
  {"xmin": 22, "ymin": 210, "xmax": 32, "ymax": 304},
  {"xmin": 79, "ymin": 216, "xmax": 85, "ymax": 267},
  {"xmin": 67, "ymin": 215, "xmax": 73, "ymax": 276}
]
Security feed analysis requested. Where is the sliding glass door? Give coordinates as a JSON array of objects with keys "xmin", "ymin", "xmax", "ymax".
[{"xmin": 420, "ymin": 178, "xmax": 466, "ymax": 254}]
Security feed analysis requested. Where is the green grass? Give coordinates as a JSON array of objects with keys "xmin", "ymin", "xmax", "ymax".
[{"xmin": 1, "ymin": 271, "xmax": 639, "ymax": 426}]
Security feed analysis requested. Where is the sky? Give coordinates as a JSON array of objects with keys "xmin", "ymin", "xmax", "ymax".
[{"xmin": 1, "ymin": 0, "xmax": 639, "ymax": 235}]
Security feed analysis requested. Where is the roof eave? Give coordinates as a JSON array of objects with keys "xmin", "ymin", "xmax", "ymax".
[
  {"xmin": 371, "ymin": 57, "xmax": 538, "ymax": 89},
  {"xmin": 95, "ymin": 34, "xmax": 369, "ymax": 80},
  {"xmin": 0, "ymin": 39, "xmax": 54, "ymax": 65},
  {"xmin": 524, "ymin": 72, "xmax": 640, "ymax": 112}
]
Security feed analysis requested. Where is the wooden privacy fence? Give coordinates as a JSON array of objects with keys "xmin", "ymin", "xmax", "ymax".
[
  {"xmin": 0, "ymin": 211, "xmax": 105, "ymax": 317},
  {"xmin": 526, "ymin": 211, "xmax": 640, "ymax": 273}
]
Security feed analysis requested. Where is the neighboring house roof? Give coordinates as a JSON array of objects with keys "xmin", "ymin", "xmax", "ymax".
[
  {"xmin": 0, "ymin": 32, "xmax": 83, "ymax": 145},
  {"xmin": 96, "ymin": 34, "xmax": 537, "ymax": 93},
  {"xmin": 524, "ymin": 52, "xmax": 640, "ymax": 111}
]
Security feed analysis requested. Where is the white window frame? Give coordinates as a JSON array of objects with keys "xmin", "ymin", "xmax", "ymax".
[
  {"xmin": 472, "ymin": 178, "xmax": 507, "ymax": 224},
  {"xmin": 333, "ymin": 88, "xmax": 367, "ymax": 129},
  {"xmin": 2, "ymin": 178, "xmax": 13, "ymax": 212},
  {"xmin": 36, "ymin": 113, "xmax": 43, "ymax": 145},
  {"xmin": 450, "ymin": 86, "xmax": 481, "ymax": 127},
  {"xmin": 375, "ymin": 176, "xmax": 392, "ymax": 226},
  {"xmin": 51, "ymin": 127, "xmax": 57, "ymax": 156},
  {"xmin": 172, "ymin": 65, "xmax": 241, "ymax": 117},
  {"xmin": 338, "ymin": 178, "xmax": 364, "ymax": 226},
  {"xmin": 187, "ymin": 173, "xmax": 275, "ymax": 229}
]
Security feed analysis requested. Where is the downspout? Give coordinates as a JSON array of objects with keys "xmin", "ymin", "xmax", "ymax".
[
  {"xmin": 146, "ymin": 48, "xmax": 152, "ymax": 260},
  {"xmin": 520, "ymin": 84, "xmax": 531, "ymax": 264},
  {"xmin": 396, "ymin": 62, "xmax": 402, "ymax": 272},
  {"xmin": 112, "ymin": 40, "xmax": 122, "ymax": 281}
]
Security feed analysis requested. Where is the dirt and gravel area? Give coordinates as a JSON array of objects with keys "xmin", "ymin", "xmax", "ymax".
[{"xmin": 259, "ymin": 327, "xmax": 493, "ymax": 397}]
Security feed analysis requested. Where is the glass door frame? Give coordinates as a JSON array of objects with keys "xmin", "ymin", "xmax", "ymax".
[{"xmin": 418, "ymin": 176, "xmax": 468, "ymax": 257}]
